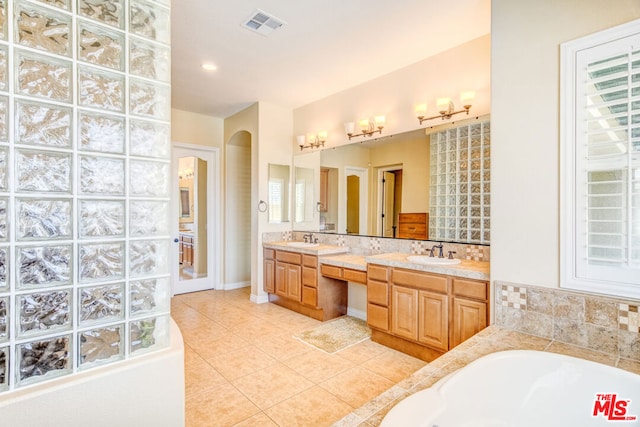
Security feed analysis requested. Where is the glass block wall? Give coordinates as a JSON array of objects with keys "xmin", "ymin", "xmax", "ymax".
[
  {"xmin": 0, "ymin": 0, "xmax": 171, "ymax": 393},
  {"xmin": 429, "ymin": 121, "xmax": 490, "ymax": 244}
]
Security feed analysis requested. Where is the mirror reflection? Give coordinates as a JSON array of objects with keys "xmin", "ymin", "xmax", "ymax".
[
  {"xmin": 268, "ymin": 163, "xmax": 290, "ymax": 223},
  {"xmin": 294, "ymin": 115, "xmax": 491, "ymax": 244},
  {"xmin": 178, "ymin": 156, "xmax": 208, "ymax": 281},
  {"xmin": 294, "ymin": 167, "xmax": 314, "ymax": 223}
]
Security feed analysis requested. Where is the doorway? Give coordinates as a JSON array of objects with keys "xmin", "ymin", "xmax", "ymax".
[
  {"xmin": 344, "ymin": 167, "xmax": 368, "ymax": 235},
  {"xmin": 172, "ymin": 144, "xmax": 220, "ymax": 295},
  {"xmin": 377, "ymin": 166, "xmax": 403, "ymax": 237}
]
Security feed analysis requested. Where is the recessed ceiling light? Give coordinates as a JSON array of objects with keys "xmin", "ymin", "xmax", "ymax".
[{"xmin": 201, "ymin": 63, "xmax": 217, "ymax": 72}]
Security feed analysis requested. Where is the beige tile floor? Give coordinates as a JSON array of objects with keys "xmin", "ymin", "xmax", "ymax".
[{"xmin": 171, "ymin": 287, "xmax": 426, "ymax": 427}]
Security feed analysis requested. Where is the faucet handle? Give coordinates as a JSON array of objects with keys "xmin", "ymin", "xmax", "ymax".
[{"xmin": 447, "ymin": 251, "xmax": 457, "ymax": 260}]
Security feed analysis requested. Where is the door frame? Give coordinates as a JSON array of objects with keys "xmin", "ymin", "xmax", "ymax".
[
  {"xmin": 171, "ymin": 142, "xmax": 221, "ymax": 294},
  {"xmin": 343, "ymin": 166, "xmax": 368, "ymax": 235},
  {"xmin": 375, "ymin": 165, "xmax": 403, "ymax": 237}
]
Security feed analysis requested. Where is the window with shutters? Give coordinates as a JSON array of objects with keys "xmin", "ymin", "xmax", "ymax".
[{"xmin": 561, "ymin": 19, "xmax": 640, "ymax": 299}]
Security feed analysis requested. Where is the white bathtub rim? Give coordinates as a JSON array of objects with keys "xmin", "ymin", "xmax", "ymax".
[{"xmin": 380, "ymin": 349, "xmax": 640, "ymax": 427}]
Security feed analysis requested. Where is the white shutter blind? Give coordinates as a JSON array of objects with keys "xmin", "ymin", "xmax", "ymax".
[
  {"xmin": 568, "ymin": 29, "xmax": 640, "ymax": 293},
  {"xmin": 268, "ymin": 179, "xmax": 283, "ymax": 223}
]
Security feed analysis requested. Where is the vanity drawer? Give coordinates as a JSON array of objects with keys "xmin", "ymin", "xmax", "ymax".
[
  {"xmin": 301, "ymin": 285, "xmax": 318, "ymax": 307},
  {"xmin": 368, "ymin": 265, "xmax": 390, "ymax": 282},
  {"xmin": 303, "ymin": 255, "xmax": 317, "ymax": 268},
  {"xmin": 302, "ymin": 266, "xmax": 317, "ymax": 287},
  {"xmin": 276, "ymin": 250, "xmax": 302, "ymax": 264},
  {"xmin": 367, "ymin": 303, "xmax": 389, "ymax": 331},
  {"xmin": 343, "ymin": 268, "xmax": 366, "ymax": 284},
  {"xmin": 453, "ymin": 279, "xmax": 488, "ymax": 301},
  {"xmin": 320, "ymin": 264, "xmax": 342, "ymax": 279},
  {"xmin": 264, "ymin": 248, "xmax": 275, "ymax": 259},
  {"xmin": 392, "ymin": 269, "xmax": 448, "ymax": 294},
  {"xmin": 368, "ymin": 280, "xmax": 389, "ymax": 306}
]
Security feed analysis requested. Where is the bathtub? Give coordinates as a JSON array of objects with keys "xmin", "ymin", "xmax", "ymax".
[{"xmin": 381, "ymin": 350, "xmax": 640, "ymax": 427}]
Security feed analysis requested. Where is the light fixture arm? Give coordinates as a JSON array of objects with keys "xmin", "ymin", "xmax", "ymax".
[
  {"xmin": 345, "ymin": 117, "xmax": 385, "ymax": 140},
  {"xmin": 418, "ymin": 103, "xmax": 472, "ymax": 124},
  {"xmin": 297, "ymin": 133, "xmax": 326, "ymax": 151}
]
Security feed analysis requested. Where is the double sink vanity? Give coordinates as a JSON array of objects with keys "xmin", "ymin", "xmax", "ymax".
[{"xmin": 263, "ymin": 239, "xmax": 490, "ymax": 362}]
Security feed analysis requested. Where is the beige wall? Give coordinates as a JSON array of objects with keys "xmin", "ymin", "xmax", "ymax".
[
  {"xmin": 293, "ymin": 35, "xmax": 490, "ymax": 152},
  {"xmin": 491, "ymin": 0, "xmax": 640, "ymax": 288},
  {"xmin": 225, "ymin": 103, "xmax": 294, "ymax": 301},
  {"xmin": 172, "ymin": 108, "xmax": 224, "ymax": 147}
]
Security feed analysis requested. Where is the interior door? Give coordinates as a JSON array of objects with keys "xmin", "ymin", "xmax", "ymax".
[
  {"xmin": 346, "ymin": 174, "xmax": 360, "ymax": 234},
  {"xmin": 173, "ymin": 146, "xmax": 216, "ymax": 294},
  {"xmin": 382, "ymin": 171, "xmax": 395, "ymax": 237}
]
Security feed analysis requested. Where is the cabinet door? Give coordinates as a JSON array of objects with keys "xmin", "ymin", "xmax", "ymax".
[
  {"xmin": 264, "ymin": 259, "xmax": 275, "ymax": 293},
  {"xmin": 391, "ymin": 286, "xmax": 418, "ymax": 341},
  {"xmin": 275, "ymin": 262, "xmax": 287, "ymax": 297},
  {"xmin": 286, "ymin": 263, "xmax": 302, "ymax": 302},
  {"xmin": 452, "ymin": 298, "xmax": 487, "ymax": 347},
  {"xmin": 418, "ymin": 290, "xmax": 448, "ymax": 351}
]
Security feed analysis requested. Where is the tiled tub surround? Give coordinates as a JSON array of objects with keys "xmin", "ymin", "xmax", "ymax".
[
  {"xmin": 332, "ymin": 325, "xmax": 640, "ymax": 427},
  {"xmin": 495, "ymin": 282, "xmax": 640, "ymax": 362}
]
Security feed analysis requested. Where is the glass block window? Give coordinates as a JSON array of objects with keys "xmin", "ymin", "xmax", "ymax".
[
  {"xmin": 561, "ymin": 19, "xmax": 640, "ymax": 299},
  {"xmin": 429, "ymin": 121, "xmax": 491, "ymax": 244},
  {"xmin": 0, "ymin": 0, "xmax": 171, "ymax": 392}
]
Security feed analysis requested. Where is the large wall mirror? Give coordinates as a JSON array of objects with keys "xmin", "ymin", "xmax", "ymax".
[
  {"xmin": 268, "ymin": 163, "xmax": 290, "ymax": 223},
  {"xmin": 293, "ymin": 115, "xmax": 491, "ymax": 244}
]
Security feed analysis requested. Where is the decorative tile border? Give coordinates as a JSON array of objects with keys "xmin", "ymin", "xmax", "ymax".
[
  {"xmin": 281, "ymin": 230, "xmax": 292, "ymax": 241},
  {"xmin": 620, "ymin": 304, "xmax": 640, "ymax": 333},
  {"xmin": 336, "ymin": 235, "xmax": 346, "ymax": 247},
  {"xmin": 369, "ymin": 238, "xmax": 382, "ymax": 253},
  {"xmin": 465, "ymin": 245, "xmax": 485, "ymax": 261},
  {"xmin": 501, "ymin": 285, "xmax": 527, "ymax": 309},
  {"xmin": 410, "ymin": 241, "xmax": 426, "ymax": 254},
  {"xmin": 495, "ymin": 281, "xmax": 640, "ymax": 362}
]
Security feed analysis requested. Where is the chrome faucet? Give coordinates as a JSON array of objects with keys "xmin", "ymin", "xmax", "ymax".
[
  {"xmin": 430, "ymin": 243, "xmax": 444, "ymax": 258},
  {"xmin": 303, "ymin": 233, "xmax": 317, "ymax": 243}
]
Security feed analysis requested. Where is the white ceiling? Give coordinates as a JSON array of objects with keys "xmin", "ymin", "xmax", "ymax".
[{"xmin": 171, "ymin": 1, "xmax": 491, "ymax": 119}]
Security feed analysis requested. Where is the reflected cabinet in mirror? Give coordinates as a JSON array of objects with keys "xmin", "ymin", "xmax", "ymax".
[
  {"xmin": 268, "ymin": 163, "xmax": 290, "ymax": 223},
  {"xmin": 294, "ymin": 115, "xmax": 491, "ymax": 245}
]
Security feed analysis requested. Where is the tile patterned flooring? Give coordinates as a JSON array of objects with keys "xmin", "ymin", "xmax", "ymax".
[{"xmin": 171, "ymin": 287, "xmax": 426, "ymax": 427}]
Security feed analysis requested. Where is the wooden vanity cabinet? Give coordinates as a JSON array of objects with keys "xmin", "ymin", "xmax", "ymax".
[
  {"xmin": 452, "ymin": 278, "xmax": 488, "ymax": 347},
  {"xmin": 275, "ymin": 251, "xmax": 302, "ymax": 301},
  {"xmin": 264, "ymin": 249, "xmax": 275, "ymax": 293},
  {"xmin": 366, "ymin": 265, "xmax": 391, "ymax": 332},
  {"xmin": 263, "ymin": 248, "xmax": 347, "ymax": 321},
  {"xmin": 367, "ymin": 264, "xmax": 488, "ymax": 361},
  {"xmin": 301, "ymin": 254, "xmax": 318, "ymax": 307}
]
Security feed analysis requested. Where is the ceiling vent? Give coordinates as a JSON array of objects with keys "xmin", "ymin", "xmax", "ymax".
[{"xmin": 242, "ymin": 9, "xmax": 286, "ymax": 36}]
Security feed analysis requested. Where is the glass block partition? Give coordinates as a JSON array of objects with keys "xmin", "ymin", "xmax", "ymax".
[
  {"xmin": 429, "ymin": 121, "xmax": 490, "ymax": 244},
  {"xmin": 0, "ymin": 0, "xmax": 171, "ymax": 393}
]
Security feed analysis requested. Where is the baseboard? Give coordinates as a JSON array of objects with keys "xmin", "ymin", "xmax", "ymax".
[
  {"xmin": 347, "ymin": 307, "xmax": 366, "ymax": 321},
  {"xmin": 250, "ymin": 293, "xmax": 269, "ymax": 304},
  {"xmin": 223, "ymin": 281, "xmax": 250, "ymax": 290}
]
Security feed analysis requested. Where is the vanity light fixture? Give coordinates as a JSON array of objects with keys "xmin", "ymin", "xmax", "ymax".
[
  {"xmin": 297, "ymin": 131, "xmax": 327, "ymax": 150},
  {"xmin": 344, "ymin": 115, "xmax": 385, "ymax": 140},
  {"xmin": 416, "ymin": 91, "xmax": 474, "ymax": 124}
]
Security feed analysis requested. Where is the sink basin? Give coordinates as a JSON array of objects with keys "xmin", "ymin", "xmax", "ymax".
[
  {"xmin": 287, "ymin": 242, "xmax": 320, "ymax": 248},
  {"xmin": 407, "ymin": 255, "xmax": 461, "ymax": 265}
]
